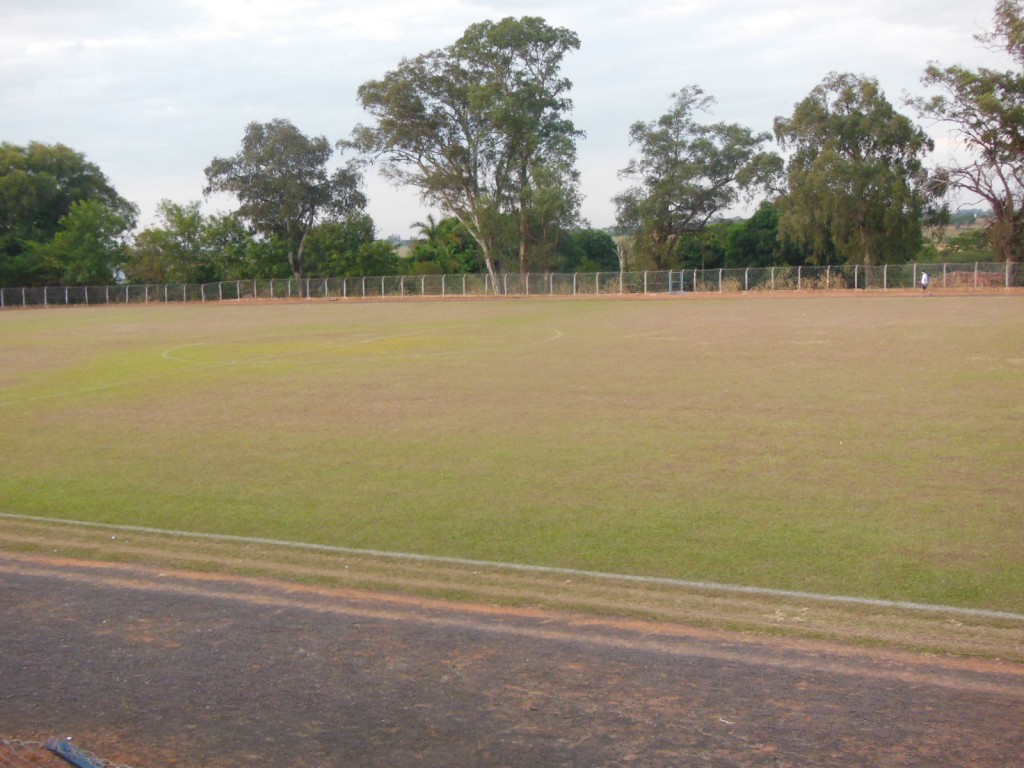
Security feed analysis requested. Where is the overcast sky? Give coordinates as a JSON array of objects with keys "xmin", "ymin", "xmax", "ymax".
[{"xmin": 1, "ymin": 0, "xmax": 1010, "ymax": 239}]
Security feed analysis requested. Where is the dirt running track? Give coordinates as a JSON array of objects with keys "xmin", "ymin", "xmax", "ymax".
[{"xmin": 1, "ymin": 553, "xmax": 1022, "ymax": 768}]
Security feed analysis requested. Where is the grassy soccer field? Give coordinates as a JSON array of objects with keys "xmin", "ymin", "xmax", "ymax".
[{"xmin": 1, "ymin": 295, "xmax": 1022, "ymax": 614}]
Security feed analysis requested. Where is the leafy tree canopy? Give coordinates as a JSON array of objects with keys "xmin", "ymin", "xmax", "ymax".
[
  {"xmin": 302, "ymin": 213, "xmax": 384, "ymax": 277},
  {"xmin": 409, "ymin": 215, "xmax": 485, "ymax": 275},
  {"xmin": 351, "ymin": 16, "xmax": 582, "ymax": 280},
  {"xmin": 675, "ymin": 202, "xmax": 812, "ymax": 270},
  {"xmin": 911, "ymin": 0, "xmax": 1024, "ymax": 262},
  {"xmin": 205, "ymin": 119, "xmax": 367, "ymax": 285},
  {"xmin": 28, "ymin": 199, "xmax": 133, "ymax": 285},
  {"xmin": 614, "ymin": 86, "xmax": 781, "ymax": 269},
  {"xmin": 774, "ymin": 72, "xmax": 934, "ymax": 266},
  {"xmin": 127, "ymin": 200, "xmax": 218, "ymax": 284},
  {"xmin": 1, "ymin": 141, "xmax": 136, "ymax": 286}
]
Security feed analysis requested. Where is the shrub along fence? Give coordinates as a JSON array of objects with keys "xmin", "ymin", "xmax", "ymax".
[{"xmin": 1, "ymin": 262, "xmax": 1019, "ymax": 308}]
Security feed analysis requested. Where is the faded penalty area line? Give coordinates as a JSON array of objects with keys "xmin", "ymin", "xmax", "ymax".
[{"xmin": 1, "ymin": 511, "xmax": 1022, "ymax": 623}]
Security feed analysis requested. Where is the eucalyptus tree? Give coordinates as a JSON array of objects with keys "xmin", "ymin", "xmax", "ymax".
[
  {"xmin": 205, "ymin": 119, "xmax": 367, "ymax": 290},
  {"xmin": 613, "ymin": 86, "xmax": 781, "ymax": 269},
  {"xmin": 911, "ymin": 0, "xmax": 1024, "ymax": 262},
  {"xmin": 774, "ymin": 73, "xmax": 933, "ymax": 266},
  {"xmin": 351, "ymin": 16, "xmax": 582, "ymax": 279}
]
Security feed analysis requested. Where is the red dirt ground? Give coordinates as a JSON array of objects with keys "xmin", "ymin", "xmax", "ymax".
[{"xmin": 2, "ymin": 553, "xmax": 1022, "ymax": 767}]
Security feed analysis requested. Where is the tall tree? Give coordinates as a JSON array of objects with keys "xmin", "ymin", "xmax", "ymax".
[
  {"xmin": 774, "ymin": 73, "xmax": 933, "ymax": 266},
  {"xmin": 613, "ymin": 87, "xmax": 781, "ymax": 269},
  {"xmin": 204, "ymin": 119, "xmax": 367, "ymax": 289},
  {"xmin": 0, "ymin": 141, "xmax": 136, "ymax": 286},
  {"xmin": 911, "ymin": 0, "xmax": 1024, "ymax": 262},
  {"xmin": 351, "ymin": 16, "xmax": 582, "ymax": 279},
  {"xmin": 454, "ymin": 16, "xmax": 583, "ymax": 275}
]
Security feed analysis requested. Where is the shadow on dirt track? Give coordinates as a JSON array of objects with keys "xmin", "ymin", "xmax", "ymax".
[{"xmin": 2, "ymin": 553, "xmax": 1023, "ymax": 767}]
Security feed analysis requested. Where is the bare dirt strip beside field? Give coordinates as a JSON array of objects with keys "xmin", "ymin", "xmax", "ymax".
[
  {"xmin": 1, "ymin": 516, "xmax": 1021, "ymax": 663},
  {"xmin": 2, "ymin": 545, "xmax": 1023, "ymax": 766}
]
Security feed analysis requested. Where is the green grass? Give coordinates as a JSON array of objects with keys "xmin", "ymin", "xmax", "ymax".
[{"xmin": 2, "ymin": 296, "xmax": 1022, "ymax": 612}]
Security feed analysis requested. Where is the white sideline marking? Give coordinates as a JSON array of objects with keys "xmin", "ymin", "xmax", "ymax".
[{"xmin": 2, "ymin": 511, "xmax": 1022, "ymax": 623}]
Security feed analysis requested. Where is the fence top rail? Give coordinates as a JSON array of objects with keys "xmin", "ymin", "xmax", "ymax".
[{"xmin": 1, "ymin": 261, "xmax": 1018, "ymax": 307}]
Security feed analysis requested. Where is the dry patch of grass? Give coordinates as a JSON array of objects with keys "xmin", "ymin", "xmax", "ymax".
[{"xmin": 1, "ymin": 296, "xmax": 1022, "ymax": 613}]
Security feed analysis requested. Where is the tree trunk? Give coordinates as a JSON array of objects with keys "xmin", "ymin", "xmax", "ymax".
[
  {"xmin": 286, "ymin": 250, "xmax": 303, "ymax": 294},
  {"xmin": 518, "ymin": 170, "xmax": 530, "ymax": 276},
  {"xmin": 290, "ymin": 213, "xmax": 315, "ymax": 297},
  {"xmin": 479, "ymin": 240, "xmax": 501, "ymax": 295}
]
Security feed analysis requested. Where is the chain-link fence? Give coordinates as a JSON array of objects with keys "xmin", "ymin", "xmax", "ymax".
[{"xmin": 1, "ymin": 262, "xmax": 1020, "ymax": 308}]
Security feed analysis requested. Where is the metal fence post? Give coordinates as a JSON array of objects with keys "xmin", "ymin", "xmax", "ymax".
[{"xmin": 10, "ymin": 260, "xmax": 1022, "ymax": 312}]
